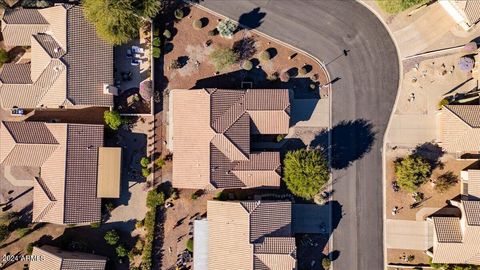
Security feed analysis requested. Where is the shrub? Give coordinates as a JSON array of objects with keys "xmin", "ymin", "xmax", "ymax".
[
  {"xmin": 217, "ymin": 19, "xmax": 237, "ymax": 38},
  {"xmin": 186, "ymin": 238, "xmax": 193, "ymax": 253},
  {"xmin": 140, "ymin": 157, "xmax": 150, "ymax": 168},
  {"xmin": 169, "ymin": 59, "xmax": 181, "ymax": 69},
  {"xmin": 322, "ymin": 257, "xmax": 331, "ymax": 269},
  {"xmin": 259, "ymin": 50, "xmax": 271, "ymax": 61},
  {"xmin": 90, "ymin": 222, "xmax": 101, "ymax": 228},
  {"xmin": 209, "ymin": 47, "xmax": 239, "ymax": 72},
  {"xmin": 104, "ymin": 230, "xmax": 120, "ymax": 245},
  {"xmin": 163, "ymin": 29, "xmax": 171, "ymax": 39},
  {"xmin": 135, "ymin": 239, "xmax": 144, "ymax": 251},
  {"xmin": 170, "ymin": 188, "xmax": 179, "ymax": 200},
  {"xmin": 152, "ymin": 47, "xmax": 161, "ymax": 58},
  {"xmin": 214, "ymin": 191, "xmax": 228, "ymax": 201},
  {"xmin": 298, "ymin": 66, "xmax": 308, "ymax": 76},
  {"xmin": 142, "ymin": 167, "xmax": 151, "ymax": 177},
  {"xmin": 174, "ymin": 9, "xmax": 184, "ymax": 20},
  {"xmin": 116, "ymin": 245, "xmax": 128, "ymax": 257},
  {"xmin": 135, "ymin": 219, "xmax": 144, "ymax": 229},
  {"xmin": 208, "ymin": 29, "xmax": 217, "ymax": 36},
  {"xmin": 395, "ymin": 155, "xmax": 431, "ymax": 192},
  {"xmin": 191, "ymin": 193, "xmax": 199, "ymax": 200},
  {"xmin": 267, "ymin": 73, "xmax": 278, "ymax": 81},
  {"xmin": 283, "ymin": 149, "xmax": 329, "ymax": 200},
  {"xmin": 438, "ymin": 98, "xmax": 449, "ymax": 109},
  {"xmin": 26, "ymin": 243, "xmax": 34, "ymax": 255},
  {"xmin": 242, "ymin": 60, "xmax": 253, "ymax": 71},
  {"xmin": 434, "ymin": 171, "xmax": 458, "ymax": 193},
  {"xmin": 16, "ymin": 227, "xmax": 31, "ymax": 238},
  {"xmin": 280, "ymin": 71, "xmax": 290, "ymax": 82},
  {"xmin": 376, "ymin": 0, "xmax": 428, "ymax": 14},
  {"xmin": 105, "ymin": 202, "xmax": 115, "ymax": 212},
  {"xmin": 193, "ymin": 19, "xmax": 203, "ymax": 30},
  {"xmin": 0, "ymin": 49, "xmax": 9, "ymax": 67},
  {"xmin": 276, "ymin": 134, "xmax": 285, "ymax": 142},
  {"xmin": 155, "ymin": 158, "xmax": 165, "ymax": 168},
  {"xmin": 152, "ymin": 37, "xmax": 161, "ymax": 47},
  {"xmin": 104, "ymin": 110, "xmax": 124, "ymax": 130},
  {"xmin": 146, "ymin": 189, "xmax": 165, "ymax": 208}
]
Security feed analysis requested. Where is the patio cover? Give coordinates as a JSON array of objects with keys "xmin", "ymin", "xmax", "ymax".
[{"xmin": 97, "ymin": 147, "xmax": 121, "ymax": 198}]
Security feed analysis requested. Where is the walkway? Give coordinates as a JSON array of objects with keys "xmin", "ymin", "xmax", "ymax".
[{"xmin": 385, "ymin": 219, "xmax": 432, "ymax": 250}]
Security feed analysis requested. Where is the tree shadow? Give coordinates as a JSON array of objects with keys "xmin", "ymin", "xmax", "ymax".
[
  {"xmin": 311, "ymin": 119, "xmax": 376, "ymax": 170},
  {"xmin": 266, "ymin": 47, "xmax": 278, "ymax": 59},
  {"xmin": 413, "ymin": 142, "xmax": 444, "ymax": 170},
  {"xmin": 238, "ymin": 7, "xmax": 266, "ymax": 29}
]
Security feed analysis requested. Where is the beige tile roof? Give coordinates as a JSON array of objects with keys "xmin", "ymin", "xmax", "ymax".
[
  {"xmin": 439, "ymin": 105, "xmax": 480, "ymax": 153},
  {"xmin": 207, "ymin": 201, "xmax": 296, "ymax": 270},
  {"xmin": 0, "ymin": 5, "xmax": 113, "ymax": 109},
  {"xmin": 0, "ymin": 64, "xmax": 32, "ymax": 84},
  {"xmin": 30, "ymin": 245, "xmax": 106, "ymax": 270},
  {"xmin": 433, "ymin": 217, "xmax": 463, "ymax": 243},
  {"xmin": 467, "ymin": 170, "xmax": 480, "ymax": 200},
  {"xmin": 171, "ymin": 89, "xmax": 289, "ymax": 189},
  {"xmin": 465, "ymin": 0, "xmax": 480, "ymax": 25},
  {"xmin": 464, "ymin": 200, "xmax": 480, "ymax": 225},
  {"xmin": 0, "ymin": 121, "xmax": 103, "ymax": 224}
]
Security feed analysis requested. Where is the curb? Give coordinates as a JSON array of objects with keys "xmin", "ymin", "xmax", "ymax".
[
  {"xmin": 356, "ymin": 1, "xmax": 404, "ymax": 270},
  {"xmin": 191, "ymin": 1, "xmax": 335, "ymax": 266}
]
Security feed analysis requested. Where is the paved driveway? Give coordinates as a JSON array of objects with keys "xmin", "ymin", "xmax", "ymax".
[
  {"xmin": 200, "ymin": 1, "xmax": 400, "ymax": 269},
  {"xmin": 386, "ymin": 219, "xmax": 433, "ymax": 250}
]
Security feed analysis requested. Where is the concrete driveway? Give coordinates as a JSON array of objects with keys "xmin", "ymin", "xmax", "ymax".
[
  {"xmin": 292, "ymin": 204, "xmax": 331, "ymax": 234},
  {"xmin": 386, "ymin": 219, "xmax": 433, "ymax": 250}
]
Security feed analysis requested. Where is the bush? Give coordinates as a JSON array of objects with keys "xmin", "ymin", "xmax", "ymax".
[
  {"xmin": 209, "ymin": 47, "xmax": 239, "ymax": 72},
  {"xmin": 135, "ymin": 239, "xmax": 144, "ymax": 251},
  {"xmin": 208, "ymin": 29, "xmax": 217, "ymax": 36},
  {"xmin": 142, "ymin": 167, "xmax": 151, "ymax": 177},
  {"xmin": 169, "ymin": 59, "xmax": 181, "ymax": 69},
  {"xmin": 152, "ymin": 47, "xmax": 161, "ymax": 58},
  {"xmin": 191, "ymin": 193, "xmax": 199, "ymax": 200},
  {"xmin": 146, "ymin": 189, "xmax": 165, "ymax": 208},
  {"xmin": 322, "ymin": 257, "xmax": 331, "ymax": 269},
  {"xmin": 438, "ymin": 98, "xmax": 449, "ymax": 109},
  {"xmin": 116, "ymin": 245, "xmax": 128, "ymax": 257},
  {"xmin": 152, "ymin": 37, "xmax": 161, "ymax": 47},
  {"xmin": 104, "ymin": 110, "xmax": 124, "ymax": 130},
  {"xmin": 435, "ymin": 171, "xmax": 459, "ymax": 193},
  {"xmin": 90, "ymin": 222, "xmax": 101, "ymax": 228},
  {"xmin": 280, "ymin": 72, "xmax": 290, "ymax": 82},
  {"xmin": 193, "ymin": 19, "xmax": 203, "ymax": 30},
  {"xmin": 155, "ymin": 158, "xmax": 165, "ymax": 168},
  {"xmin": 0, "ymin": 49, "xmax": 9, "ymax": 67},
  {"xmin": 242, "ymin": 60, "xmax": 253, "ymax": 71},
  {"xmin": 395, "ymin": 155, "xmax": 431, "ymax": 192},
  {"xmin": 140, "ymin": 157, "xmax": 150, "ymax": 168},
  {"xmin": 174, "ymin": 9, "xmax": 184, "ymax": 20},
  {"xmin": 186, "ymin": 238, "xmax": 193, "ymax": 253},
  {"xmin": 376, "ymin": 0, "xmax": 428, "ymax": 14},
  {"xmin": 104, "ymin": 230, "xmax": 120, "ymax": 245},
  {"xmin": 283, "ymin": 149, "xmax": 329, "ymax": 200},
  {"xmin": 259, "ymin": 50, "xmax": 271, "ymax": 61},
  {"xmin": 267, "ymin": 72, "xmax": 278, "ymax": 81},
  {"xmin": 135, "ymin": 219, "xmax": 144, "ymax": 229},
  {"xmin": 276, "ymin": 134, "xmax": 285, "ymax": 142},
  {"xmin": 217, "ymin": 19, "xmax": 237, "ymax": 38},
  {"xmin": 16, "ymin": 227, "xmax": 31, "ymax": 238},
  {"xmin": 214, "ymin": 191, "xmax": 228, "ymax": 201},
  {"xmin": 298, "ymin": 66, "xmax": 308, "ymax": 76},
  {"xmin": 163, "ymin": 30, "xmax": 171, "ymax": 39},
  {"xmin": 26, "ymin": 243, "xmax": 34, "ymax": 255}
]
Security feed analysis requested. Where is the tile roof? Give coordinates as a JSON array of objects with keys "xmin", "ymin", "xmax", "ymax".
[
  {"xmin": 464, "ymin": 200, "xmax": 480, "ymax": 226},
  {"xmin": 433, "ymin": 216, "xmax": 463, "ymax": 243},
  {"xmin": 207, "ymin": 201, "xmax": 296, "ymax": 270},
  {"xmin": 467, "ymin": 170, "xmax": 480, "ymax": 200},
  {"xmin": 0, "ymin": 5, "xmax": 113, "ymax": 108},
  {"xmin": 0, "ymin": 121, "xmax": 104, "ymax": 224},
  {"xmin": 2, "ymin": 8, "xmax": 48, "ymax": 24},
  {"xmin": 439, "ymin": 105, "xmax": 480, "ymax": 153},
  {"xmin": 30, "ymin": 245, "xmax": 106, "ymax": 270},
  {"xmin": 465, "ymin": 0, "xmax": 480, "ymax": 25},
  {"xmin": 171, "ymin": 89, "xmax": 289, "ymax": 189}
]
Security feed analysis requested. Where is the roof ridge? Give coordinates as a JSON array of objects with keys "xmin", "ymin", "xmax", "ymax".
[{"xmin": 444, "ymin": 105, "xmax": 479, "ymax": 128}]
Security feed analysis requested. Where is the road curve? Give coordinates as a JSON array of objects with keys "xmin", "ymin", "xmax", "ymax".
[{"xmin": 200, "ymin": 0, "xmax": 400, "ymax": 269}]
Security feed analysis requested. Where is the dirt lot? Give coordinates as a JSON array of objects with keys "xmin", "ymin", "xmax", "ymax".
[
  {"xmin": 387, "ymin": 249, "xmax": 431, "ymax": 266},
  {"xmin": 386, "ymin": 151, "xmax": 475, "ymax": 220},
  {"xmin": 163, "ymin": 5, "xmax": 328, "ymax": 97}
]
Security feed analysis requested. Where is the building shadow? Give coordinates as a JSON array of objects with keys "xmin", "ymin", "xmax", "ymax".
[
  {"xmin": 311, "ymin": 119, "xmax": 376, "ymax": 170},
  {"xmin": 238, "ymin": 7, "xmax": 266, "ymax": 30}
]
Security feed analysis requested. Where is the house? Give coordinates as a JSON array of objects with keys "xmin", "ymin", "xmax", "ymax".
[
  {"xmin": 438, "ymin": 105, "xmax": 480, "ymax": 156},
  {"xmin": 0, "ymin": 5, "xmax": 115, "ymax": 110},
  {"xmin": 29, "ymin": 245, "xmax": 106, "ymax": 270},
  {"xmin": 194, "ymin": 200, "xmax": 297, "ymax": 270},
  {"xmin": 439, "ymin": 0, "xmax": 480, "ymax": 31},
  {"xmin": 168, "ymin": 88, "xmax": 290, "ymax": 189},
  {"xmin": 0, "ymin": 121, "xmax": 121, "ymax": 225}
]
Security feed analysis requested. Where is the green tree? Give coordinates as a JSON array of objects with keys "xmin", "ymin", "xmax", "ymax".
[
  {"xmin": 82, "ymin": 0, "xmax": 162, "ymax": 45},
  {"xmin": 140, "ymin": 157, "xmax": 150, "ymax": 168},
  {"xmin": 116, "ymin": 245, "xmax": 128, "ymax": 257},
  {"xmin": 322, "ymin": 257, "xmax": 331, "ymax": 269},
  {"xmin": 395, "ymin": 155, "xmax": 431, "ymax": 192},
  {"xmin": 186, "ymin": 238, "xmax": 193, "ymax": 253},
  {"xmin": 0, "ymin": 49, "xmax": 9, "ymax": 67},
  {"xmin": 209, "ymin": 47, "xmax": 239, "ymax": 72},
  {"xmin": 104, "ymin": 230, "xmax": 120, "ymax": 245},
  {"xmin": 104, "ymin": 110, "xmax": 124, "ymax": 130},
  {"xmin": 216, "ymin": 19, "xmax": 237, "ymax": 38},
  {"xmin": 283, "ymin": 149, "xmax": 329, "ymax": 200},
  {"xmin": 146, "ymin": 189, "xmax": 165, "ymax": 208}
]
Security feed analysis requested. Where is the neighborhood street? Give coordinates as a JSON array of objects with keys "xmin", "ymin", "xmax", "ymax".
[{"xmin": 200, "ymin": 1, "xmax": 400, "ymax": 269}]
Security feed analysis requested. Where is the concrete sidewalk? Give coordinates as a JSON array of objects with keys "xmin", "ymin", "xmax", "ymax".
[{"xmin": 386, "ymin": 219, "xmax": 432, "ymax": 250}]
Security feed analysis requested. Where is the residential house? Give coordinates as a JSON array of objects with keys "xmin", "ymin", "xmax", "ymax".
[
  {"xmin": 0, "ymin": 121, "xmax": 121, "ymax": 225},
  {"xmin": 438, "ymin": 105, "xmax": 480, "ymax": 156},
  {"xmin": 0, "ymin": 5, "xmax": 115, "ymax": 110},
  {"xmin": 439, "ymin": 0, "xmax": 480, "ymax": 31},
  {"xmin": 168, "ymin": 88, "xmax": 290, "ymax": 189},
  {"xmin": 194, "ymin": 200, "xmax": 297, "ymax": 270},
  {"xmin": 30, "ymin": 245, "xmax": 107, "ymax": 270}
]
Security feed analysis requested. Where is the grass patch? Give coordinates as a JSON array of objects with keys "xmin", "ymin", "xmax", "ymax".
[{"xmin": 376, "ymin": 0, "xmax": 428, "ymax": 14}]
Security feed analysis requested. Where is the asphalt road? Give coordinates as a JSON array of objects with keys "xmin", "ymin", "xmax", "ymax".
[{"xmin": 200, "ymin": 0, "xmax": 400, "ymax": 269}]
